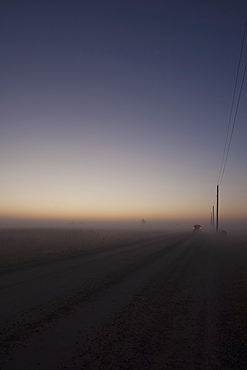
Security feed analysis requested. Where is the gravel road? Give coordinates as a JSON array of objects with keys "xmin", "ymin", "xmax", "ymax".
[{"xmin": 1, "ymin": 232, "xmax": 246, "ymax": 369}]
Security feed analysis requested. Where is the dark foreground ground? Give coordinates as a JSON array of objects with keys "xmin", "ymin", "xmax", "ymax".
[{"xmin": 0, "ymin": 231, "xmax": 246, "ymax": 369}]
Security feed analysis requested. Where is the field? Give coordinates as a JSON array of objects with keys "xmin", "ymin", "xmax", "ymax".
[
  {"xmin": 1, "ymin": 230, "xmax": 247, "ymax": 368},
  {"xmin": 0, "ymin": 228, "xmax": 172, "ymax": 268}
]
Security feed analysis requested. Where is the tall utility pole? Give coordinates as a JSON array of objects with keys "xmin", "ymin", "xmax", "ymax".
[
  {"xmin": 212, "ymin": 206, "xmax": 214, "ymax": 229},
  {"xmin": 216, "ymin": 185, "xmax": 219, "ymax": 233}
]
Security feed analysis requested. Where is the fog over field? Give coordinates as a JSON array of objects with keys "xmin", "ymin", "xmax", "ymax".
[
  {"xmin": 0, "ymin": 227, "xmax": 180, "ymax": 268},
  {"xmin": 1, "ymin": 217, "xmax": 246, "ymax": 269},
  {"xmin": 0, "ymin": 217, "xmax": 245, "ymax": 234},
  {"xmin": 1, "ymin": 222, "xmax": 246, "ymax": 269},
  {"xmin": 0, "ymin": 218, "xmax": 197, "ymax": 229}
]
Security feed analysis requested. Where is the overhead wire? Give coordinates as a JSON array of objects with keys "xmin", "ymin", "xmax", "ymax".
[
  {"xmin": 219, "ymin": 61, "xmax": 247, "ymax": 185},
  {"xmin": 217, "ymin": 20, "xmax": 247, "ymax": 185},
  {"xmin": 212, "ymin": 22, "xmax": 247, "ymax": 224}
]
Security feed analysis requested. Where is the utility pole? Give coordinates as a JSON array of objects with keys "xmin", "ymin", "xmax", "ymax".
[
  {"xmin": 216, "ymin": 185, "xmax": 219, "ymax": 233},
  {"xmin": 212, "ymin": 206, "xmax": 214, "ymax": 229}
]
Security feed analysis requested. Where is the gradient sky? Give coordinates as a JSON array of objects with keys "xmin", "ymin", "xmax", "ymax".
[{"xmin": 1, "ymin": 0, "xmax": 247, "ymax": 229}]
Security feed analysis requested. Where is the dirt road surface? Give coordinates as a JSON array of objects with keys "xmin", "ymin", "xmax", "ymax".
[{"xmin": 1, "ymin": 232, "xmax": 246, "ymax": 369}]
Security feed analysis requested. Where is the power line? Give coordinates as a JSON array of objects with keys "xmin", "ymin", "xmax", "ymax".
[
  {"xmin": 217, "ymin": 21, "xmax": 247, "ymax": 185},
  {"xmin": 219, "ymin": 61, "xmax": 247, "ymax": 185},
  {"xmin": 214, "ymin": 63, "xmax": 246, "ymax": 232},
  {"xmin": 213, "ymin": 22, "xmax": 247, "ymax": 230}
]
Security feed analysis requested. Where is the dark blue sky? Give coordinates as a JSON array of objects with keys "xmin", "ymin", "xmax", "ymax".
[{"xmin": 1, "ymin": 0, "xmax": 247, "ymax": 228}]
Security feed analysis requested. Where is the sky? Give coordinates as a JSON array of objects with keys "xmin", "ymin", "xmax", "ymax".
[{"xmin": 1, "ymin": 0, "xmax": 247, "ymax": 230}]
